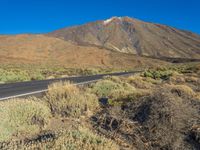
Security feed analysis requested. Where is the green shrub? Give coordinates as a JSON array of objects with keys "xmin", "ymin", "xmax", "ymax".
[
  {"xmin": 90, "ymin": 80, "xmax": 121, "ymax": 97},
  {"xmin": 0, "ymin": 69, "xmax": 45, "ymax": 83},
  {"xmin": 0, "ymin": 98, "xmax": 51, "ymax": 142},
  {"xmin": 143, "ymin": 69, "xmax": 173, "ymax": 80},
  {"xmin": 90, "ymin": 78, "xmax": 135, "ymax": 98},
  {"xmin": 0, "ymin": 69, "xmax": 30, "ymax": 83}
]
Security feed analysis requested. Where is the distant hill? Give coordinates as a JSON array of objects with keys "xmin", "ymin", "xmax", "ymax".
[
  {"xmin": 48, "ymin": 16, "xmax": 200, "ymax": 59},
  {"xmin": 0, "ymin": 34, "xmax": 167, "ymax": 69}
]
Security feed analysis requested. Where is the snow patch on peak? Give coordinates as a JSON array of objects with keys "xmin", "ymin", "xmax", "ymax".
[{"xmin": 103, "ymin": 17, "xmax": 122, "ymax": 25}]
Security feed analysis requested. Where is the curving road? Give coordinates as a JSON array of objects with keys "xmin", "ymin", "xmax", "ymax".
[{"xmin": 0, "ymin": 71, "xmax": 139, "ymax": 101}]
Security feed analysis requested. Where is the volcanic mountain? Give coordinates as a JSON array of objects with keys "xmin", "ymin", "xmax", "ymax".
[
  {"xmin": 0, "ymin": 16, "xmax": 199, "ymax": 70},
  {"xmin": 48, "ymin": 17, "xmax": 200, "ymax": 59}
]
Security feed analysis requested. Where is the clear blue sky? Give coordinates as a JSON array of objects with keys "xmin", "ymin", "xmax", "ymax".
[{"xmin": 0, "ymin": 0, "xmax": 199, "ymax": 34}]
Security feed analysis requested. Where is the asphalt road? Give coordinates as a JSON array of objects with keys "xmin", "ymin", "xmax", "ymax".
[{"xmin": 0, "ymin": 71, "xmax": 138, "ymax": 101}]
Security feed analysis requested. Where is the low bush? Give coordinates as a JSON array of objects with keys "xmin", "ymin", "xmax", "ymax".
[
  {"xmin": 29, "ymin": 70, "xmax": 45, "ymax": 80},
  {"xmin": 45, "ymin": 82, "xmax": 99, "ymax": 117},
  {"xmin": 103, "ymin": 76, "xmax": 123, "ymax": 83},
  {"xmin": 167, "ymin": 84, "xmax": 196, "ymax": 99},
  {"xmin": 0, "ymin": 98, "xmax": 51, "ymax": 142},
  {"xmin": 0, "ymin": 69, "xmax": 30, "ymax": 83},
  {"xmin": 143, "ymin": 69, "xmax": 173, "ymax": 80},
  {"xmin": 90, "ymin": 80, "xmax": 122, "ymax": 97},
  {"xmin": 80, "ymin": 68, "xmax": 100, "ymax": 75},
  {"xmin": 168, "ymin": 73, "xmax": 185, "ymax": 84},
  {"xmin": 127, "ymin": 75, "xmax": 155, "ymax": 89},
  {"xmin": 185, "ymin": 76, "xmax": 199, "ymax": 83},
  {"xmin": 90, "ymin": 79, "xmax": 135, "ymax": 98},
  {"xmin": 0, "ymin": 68, "xmax": 45, "ymax": 83}
]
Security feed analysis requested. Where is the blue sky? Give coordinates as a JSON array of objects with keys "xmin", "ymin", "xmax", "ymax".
[{"xmin": 0, "ymin": 0, "xmax": 199, "ymax": 34}]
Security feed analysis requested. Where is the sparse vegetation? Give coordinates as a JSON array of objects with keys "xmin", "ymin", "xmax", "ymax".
[
  {"xmin": 93, "ymin": 86, "xmax": 200, "ymax": 149},
  {"xmin": 0, "ymin": 68, "xmax": 44, "ymax": 83},
  {"xmin": 0, "ymin": 63, "xmax": 200, "ymax": 149},
  {"xmin": 0, "ymin": 98, "xmax": 51, "ymax": 142},
  {"xmin": 38, "ymin": 127, "xmax": 119, "ymax": 150},
  {"xmin": 0, "ymin": 64, "xmax": 129, "ymax": 83},
  {"xmin": 0, "ymin": 126, "xmax": 119, "ymax": 150}
]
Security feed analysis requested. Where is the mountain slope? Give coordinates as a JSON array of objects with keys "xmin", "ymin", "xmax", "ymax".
[
  {"xmin": 48, "ymin": 17, "xmax": 200, "ymax": 59},
  {"xmin": 0, "ymin": 34, "xmax": 167, "ymax": 69}
]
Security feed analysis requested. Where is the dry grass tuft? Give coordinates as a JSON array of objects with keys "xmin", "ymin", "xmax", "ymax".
[
  {"xmin": 45, "ymin": 82, "xmax": 99, "ymax": 117},
  {"xmin": 47, "ymin": 81, "xmax": 79, "ymax": 97},
  {"xmin": 166, "ymin": 84, "xmax": 197, "ymax": 99},
  {"xmin": 168, "ymin": 74, "xmax": 186, "ymax": 84},
  {"xmin": 103, "ymin": 75, "xmax": 123, "ymax": 83},
  {"xmin": 127, "ymin": 75, "xmax": 155, "ymax": 89},
  {"xmin": 185, "ymin": 76, "xmax": 199, "ymax": 83}
]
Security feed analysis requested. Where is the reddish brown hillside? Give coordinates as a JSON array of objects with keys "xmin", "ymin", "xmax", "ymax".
[{"xmin": 0, "ymin": 34, "xmax": 167, "ymax": 69}]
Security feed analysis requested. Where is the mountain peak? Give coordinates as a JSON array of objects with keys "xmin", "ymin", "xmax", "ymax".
[
  {"xmin": 102, "ymin": 16, "xmax": 139, "ymax": 25},
  {"xmin": 103, "ymin": 17, "xmax": 123, "ymax": 25},
  {"xmin": 48, "ymin": 17, "xmax": 200, "ymax": 59}
]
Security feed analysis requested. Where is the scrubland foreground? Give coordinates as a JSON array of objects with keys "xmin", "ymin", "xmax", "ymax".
[{"xmin": 0, "ymin": 63, "xmax": 200, "ymax": 150}]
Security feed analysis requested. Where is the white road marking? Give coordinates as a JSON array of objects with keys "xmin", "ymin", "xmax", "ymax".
[
  {"xmin": 0, "ymin": 79, "xmax": 100, "ymax": 101},
  {"xmin": 0, "ymin": 89, "xmax": 48, "ymax": 101},
  {"xmin": 0, "ymin": 72, "xmax": 137, "ymax": 101}
]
